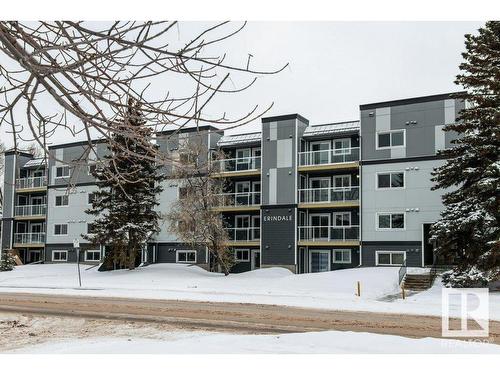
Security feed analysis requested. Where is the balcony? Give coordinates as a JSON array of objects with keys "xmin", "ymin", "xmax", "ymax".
[
  {"xmin": 226, "ymin": 227, "xmax": 260, "ymax": 246},
  {"xmin": 14, "ymin": 204, "xmax": 47, "ymax": 219},
  {"xmin": 298, "ymin": 225, "xmax": 359, "ymax": 246},
  {"xmin": 13, "ymin": 232, "xmax": 46, "ymax": 247},
  {"xmin": 214, "ymin": 191, "xmax": 261, "ymax": 212},
  {"xmin": 211, "ymin": 156, "xmax": 261, "ymax": 177},
  {"xmin": 298, "ymin": 186, "xmax": 359, "ymax": 208},
  {"xmin": 298, "ymin": 147, "xmax": 359, "ymax": 171},
  {"xmin": 15, "ymin": 176, "xmax": 47, "ymax": 192}
]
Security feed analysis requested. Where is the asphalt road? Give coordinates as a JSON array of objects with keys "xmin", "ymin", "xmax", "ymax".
[{"xmin": 0, "ymin": 292, "xmax": 498, "ymax": 343}]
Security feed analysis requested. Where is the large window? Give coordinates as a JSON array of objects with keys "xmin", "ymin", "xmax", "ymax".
[
  {"xmin": 235, "ymin": 249, "xmax": 250, "ymax": 262},
  {"xmin": 377, "ymin": 172, "xmax": 405, "ymax": 189},
  {"xmin": 54, "ymin": 224, "xmax": 68, "ymax": 235},
  {"xmin": 333, "ymin": 249, "xmax": 351, "ymax": 264},
  {"xmin": 85, "ymin": 250, "xmax": 101, "ymax": 262},
  {"xmin": 87, "ymin": 223, "xmax": 96, "ymax": 234},
  {"xmin": 52, "ymin": 250, "xmax": 68, "ymax": 262},
  {"xmin": 55, "ymin": 195, "xmax": 69, "ymax": 206},
  {"xmin": 376, "ymin": 251, "xmax": 405, "ymax": 266},
  {"xmin": 176, "ymin": 250, "xmax": 196, "ymax": 263},
  {"xmin": 377, "ymin": 213, "xmax": 405, "ymax": 230},
  {"xmin": 55, "ymin": 166, "xmax": 70, "ymax": 178},
  {"xmin": 88, "ymin": 192, "xmax": 97, "ymax": 205},
  {"xmin": 377, "ymin": 130, "xmax": 405, "ymax": 149}
]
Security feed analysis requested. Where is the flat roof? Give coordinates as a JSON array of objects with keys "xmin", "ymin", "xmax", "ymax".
[{"xmin": 359, "ymin": 91, "xmax": 466, "ymax": 110}]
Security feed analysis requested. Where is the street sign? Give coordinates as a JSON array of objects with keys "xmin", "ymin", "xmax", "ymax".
[{"xmin": 73, "ymin": 239, "xmax": 80, "ymax": 248}]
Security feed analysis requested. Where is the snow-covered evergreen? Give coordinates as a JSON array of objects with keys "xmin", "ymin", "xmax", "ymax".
[
  {"xmin": 84, "ymin": 98, "xmax": 164, "ymax": 270},
  {"xmin": 431, "ymin": 21, "xmax": 500, "ymax": 286}
]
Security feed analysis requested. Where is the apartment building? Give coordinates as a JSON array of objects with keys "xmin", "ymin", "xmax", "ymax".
[{"xmin": 0, "ymin": 92, "xmax": 464, "ymax": 273}]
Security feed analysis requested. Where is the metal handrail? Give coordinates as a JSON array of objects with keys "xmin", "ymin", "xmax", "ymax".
[
  {"xmin": 14, "ymin": 204, "xmax": 47, "ymax": 217},
  {"xmin": 14, "ymin": 232, "xmax": 46, "ymax": 244},
  {"xmin": 225, "ymin": 227, "xmax": 260, "ymax": 241},
  {"xmin": 15, "ymin": 176, "xmax": 47, "ymax": 189},
  {"xmin": 398, "ymin": 259, "xmax": 407, "ymax": 285},
  {"xmin": 215, "ymin": 191, "xmax": 261, "ymax": 207},
  {"xmin": 298, "ymin": 225, "xmax": 359, "ymax": 242},
  {"xmin": 298, "ymin": 186, "xmax": 359, "ymax": 203},
  {"xmin": 298, "ymin": 147, "xmax": 360, "ymax": 166},
  {"xmin": 212, "ymin": 155, "xmax": 261, "ymax": 172}
]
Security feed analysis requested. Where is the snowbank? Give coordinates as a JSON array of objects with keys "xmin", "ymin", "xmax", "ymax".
[
  {"xmin": 8, "ymin": 330, "xmax": 500, "ymax": 354},
  {"xmin": 0, "ymin": 264, "xmax": 499, "ymax": 320}
]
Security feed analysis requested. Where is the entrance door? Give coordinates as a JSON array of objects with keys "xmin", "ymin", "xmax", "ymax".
[
  {"xmin": 29, "ymin": 250, "xmax": 41, "ymax": 263},
  {"xmin": 309, "ymin": 250, "xmax": 330, "ymax": 273},
  {"xmin": 423, "ymin": 223, "xmax": 434, "ymax": 266},
  {"xmin": 251, "ymin": 250, "xmax": 261, "ymax": 270},
  {"xmin": 310, "ymin": 141, "xmax": 330, "ymax": 165},
  {"xmin": 310, "ymin": 177, "xmax": 330, "ymax": 203},
  {"xmin": 309, "ymin": 214, "xmax": 330, "ymax": 240},
  {"xmin": 235, "ymin": 181, "xmax": 250, "ymax": 206}
]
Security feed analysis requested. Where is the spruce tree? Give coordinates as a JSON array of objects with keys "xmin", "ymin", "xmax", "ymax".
[
  {"xmin": 431, "ymin": 21, "xmax": 500, "ymax": 286},
  {"xmin": 84, "ymin": 98, "xmax": 164, "ymax": 270}
]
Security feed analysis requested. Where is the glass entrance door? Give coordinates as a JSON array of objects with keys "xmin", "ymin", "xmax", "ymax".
[{"xmin": 309, "ymin": 250, "xmax": 330, "ymax": 273}]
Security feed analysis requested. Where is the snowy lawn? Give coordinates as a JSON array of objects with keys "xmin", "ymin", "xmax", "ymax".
[
  {"xmin": 0, "ymin": 263, "xmax": 499, "ymax": 320},
  {"xmin": 8, "ymin": 330, "xmax": 500, "ymax": 354}
]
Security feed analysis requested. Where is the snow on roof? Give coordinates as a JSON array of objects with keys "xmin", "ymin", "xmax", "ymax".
[
  {"xmin": 303, "ymin": 120, "xmax": 360, "ymax": 138},
  {"xmin": 23, "ymin": 158, "xmax": 46, "ymax": 168},
  {"xmin": 217, "ymin": 132, "xmax": 262, "ymax": 147}
]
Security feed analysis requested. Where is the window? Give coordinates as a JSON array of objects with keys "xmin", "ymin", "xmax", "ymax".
[
  {"xmin": 88, "ymin": 193, "xmax": 97, "ymax": 205},
  {"xmin": 377, "ymin": 172, "xmax": 405, "ymax": 189},
  {"xmin": 235, "ymin": 249, "xmax": 250, "ymax": 262},
  {"xmin": 54, "ymin": 224, "xmax": 68, "ymax": 235},
  {"xmin": 376, "ymin": 251, "xmax": 406, "ymax": 266},
  {"xmin": 85, "ymin": 250, "xmax": 101, "ymax": 262},
  {"xmin": 88, "ymin": 164, "xmax": 97, "ymax": 175},
  {"xmin": 377, "ymin": 213, "xmax": 405, "ymax": 230},
  {"xmin": 333, "ymin": 212, "xmax": 351, "ymax": 227},
  {"xmin": 52, "ymin": 250, "xmax": 68, "ymax": 262},
  {"xmin": 176, "ymin": 250, "xmax": 196, "ymax": 263},
  {"xmin": 55, "ymin": 166, "xmax": 70, "ymax": 178},
  {"xmin": 376, "ymin": 130, "xmax": 405, "ymax": 149},
  {"xmin": 87, "ymin": 223, "xmax": 96, "ymax": 234},
  {"xmin": 55, "ymin": 195, "xmax": 69, "ymax": 206},
  {"xmin": 333, "ymin": 249, "xmax": 351, "ymax": 264}
]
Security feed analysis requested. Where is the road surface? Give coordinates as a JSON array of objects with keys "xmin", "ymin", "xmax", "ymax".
[{"xmin": 0, "ymin": 292, "xmax": 498, "ymax": 343}]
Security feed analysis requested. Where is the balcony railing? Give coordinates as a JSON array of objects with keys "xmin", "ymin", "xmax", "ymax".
[
  {"xmin": 298, "ymin": 147, "xmax": 359, "ymax": 167},
  {"xmin": 15, "ymin": 176, "xmax": 47, "ymax": 190},
  {"xmin": 14, "ymin": 232, "xmax": 46, "ymax": 244},
  {"xmin": 298, "ymin": 186, "xmax": 359, "ymax": 204},
  {"xmin": 215, "ymin": 191, "xmax": 261, "ymax": 208},
  {"xmin": 226, "ymin": 227, "xmax": 260, "ymax": 242},
  {"xmin": 14, "ymin": 204, "xmax": 47, "ymax": 217},
  {"xmin": 298, "ymin": 225, "xmax": 359, "ymax": 242},
  {"xmin": 212, "ymin": 156, "xmax": 261, "ymax": 173}
]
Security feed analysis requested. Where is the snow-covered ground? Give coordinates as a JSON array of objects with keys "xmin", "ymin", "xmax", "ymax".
[
  {"xmin": 8, "ymin": 330, "xmax": 500, "ymax": 354},
  {"xmin": 0, "ymin": 263, "xmax": 499, "ymax": 320}
]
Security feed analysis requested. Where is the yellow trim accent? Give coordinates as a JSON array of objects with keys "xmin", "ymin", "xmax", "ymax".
[
  {"xmin": 298, "ymin": 240, "xmax": 360, "ymax": 247},
  {"xmin": 15, "ymin": 187, "xmax": 47, "ymax": 193},
  {"xmin": 13, "ymin": 243, "xmax": 45, "ymax": 248},
  {"xmin": 226, "ymin": 241, "xmax": 260, "ymax": 247},
  {"xmin": 213, "ymin": 205, "xmax": 260, "ymax": 212},
  {"xmin": 298, "ymin": 162, "xmax": 359, "ymax": 172},
  {"xmin": 298, "ymin": 201, "xmax": 359, "ymax": 209},
  {"xmin": 14, "ymin": 215, "xmax": 46, "ymax": 221},
  {"xmin": 211, "ymin": 170, "xmax": 261, "ymax": 178}
]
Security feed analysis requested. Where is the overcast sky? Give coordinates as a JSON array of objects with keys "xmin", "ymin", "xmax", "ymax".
[{"xmin": 0, "ymin": 21, "xmax": 483, "ymax": 146}]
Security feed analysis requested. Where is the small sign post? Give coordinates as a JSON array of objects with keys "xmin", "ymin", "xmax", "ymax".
[{"xmin": 73, "ymin": 239, "xmax": 82, "ymax": 288}]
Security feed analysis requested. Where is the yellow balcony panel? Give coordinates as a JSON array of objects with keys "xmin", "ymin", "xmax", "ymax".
[
  {"xmin": 15, "ymin": 186, "xmax": 48, "ymax": 193},
  {"xmin": 211, "ymin": 170, "xmax": 261, "ymax": 178},
  {"xmin": 13, "ymin": 243, "xmax": 45, "ymax": 248},
  {"xmin": 213, "ymin": 205, "xmax": 260, "ymax": 212},
  {"xmin": 298, "ymin": 201, "xmax": 359, "ymax": 209},
  {"xmin": 298, "ymin": 161, "xmax": 359, "ymax": 172},
  {"xmin": 14, "ymin": 215, "xmax": 46, "ymax": 221},
  {"xmin": 298, "ymin": 240, "xmax": 360, "ymax": 247},
  {"xmin": 226, "ymin": 241, "xmax": 260, "ymax": 247}
]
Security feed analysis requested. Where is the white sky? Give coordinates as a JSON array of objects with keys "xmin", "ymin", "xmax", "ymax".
[{"xmin": 0, "ymin": 21, "xmax": 482, "ymax": 147}]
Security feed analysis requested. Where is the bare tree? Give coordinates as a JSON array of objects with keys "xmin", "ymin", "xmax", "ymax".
[
  {"xmin": 0, "ymin": 21, "xmax": 286, "ymax": 186},
  {"xmin": 165, "ymin": 139, "xmax": 234, "ymax": 275},
  {"xmin": 0, "ymin": 141, "xmax": 5, "ymax": 208}
]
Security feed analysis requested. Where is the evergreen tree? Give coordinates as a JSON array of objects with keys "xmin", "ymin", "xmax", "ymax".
[
  {"xmin": 84, "ymin": 98, "xmax": 164, "ymax": 270},
  {"xmin": 0, "ymin": 252, "xmax": 16, "ymax": 272},
  {"xmin": 431, "ymin": 21, "xmax": 500, "ymax": 286}
]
